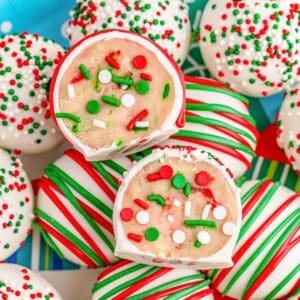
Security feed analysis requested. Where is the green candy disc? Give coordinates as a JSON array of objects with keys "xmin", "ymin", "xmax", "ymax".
[
  {"xmin": 87, "ymin": 100, "xmax": 101, "ymax": 114},
  {"xmin": 135, "ymin": 80, "xmax": 150, "ymax": 95},
  {"xmin": 145, "ymin": 227, "xmax": 160, "ymax": 241},
  {"xmin": 172, "ymin": 174, "xmax": 186, "ymax": 189}
]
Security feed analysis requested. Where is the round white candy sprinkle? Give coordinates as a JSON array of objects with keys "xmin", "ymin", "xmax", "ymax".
[
  {"xmin": 222, "ymin": 222, "xmax": 237, "ymax": 236},
  {"xmin": 213, "ymin": 206, "xmax": 227, "ymax": 220},
  {"xmin": 172, "ymin": 230, "xmax": 186, "ymax": 244},
  {"xmin": 197, "ymin": 231, "xmax": 211, "ymax": 245},
  {"xmin": 136, "ymin": 211, "xmax": 150, "ymax": 225},
  {"xmin": 173, "ymin": 199, "xmax": 181, "ymax": 208},
  {"xmin": 167, "ymin": 214, "xmax": 175, "ymax": 223},
  {"xmin": 98, "ymin": 69, "xmax": 112, "ymax": 84},
  {"xmin": 121, "ymin": 93, "xmax": 135, "ymax": 108},
  {"xmin": 1, "ymin": 21, "xmax": 12, "ymax": 33}
]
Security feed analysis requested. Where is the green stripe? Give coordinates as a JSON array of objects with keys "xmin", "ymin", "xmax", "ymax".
[
  {"xmin": 243, "ymin": 156, "xmax": 258, "ymax": 179},
  {"xmin": 33, "ymin": 222, "xmax": 64, "ymax": 259},
  {"xmin": 92, "ymin": 161, "xmax": 119, "ymax": 190},
  {"xmin": 99, "ymin": 267, "xmax": 160, "ymax": 299},
  {"xmin": 266, "ymin": 161, "xmax": 278, "ymax": 178},
  {"xmin": 174, "ymin": 130, "xmax": 255, "ymax": 156},
  {"xmin": 45, "ymin": 168, "xmax": 114, "ymax": 253},
  {"xmin": 273, "ymin": 162, "xmax": 284, "ymax": 182},
  {"xmin": 265, "ymin": 264, "xmax": 300, "ymax": 300},
  {"xmin": 164, "ymin": 279, "xmax": 211, "ymax": 300},
  {"xmin": 238, "ymin": 181, "xmax": 280, "ymax": 242},
  {"xmin": 102, "ymin": 160, "xmax": 127, "ymax": 175},
  {"xmin": 258, "ymin": 159, "xmax": 271, "ymax": 178},
  {"xmin": 92, "ymin": 264, "xmax": 147, "ymax": 293},
  {"xmin": 241, "ymin": 178, "xmax": 269, "ymax": 205},
  {"xmin": 223, "ymin": 210, "xmax": 299, "ymax": 296},
  {"xmin": 295, "ymin": 176, "xmax": 300, "ymax": 193},
  {"xmin": 186, "ymin": 102, "xmax": 256, "ymax": 126},
  {"xmin": 186, "ymin": 83, "xmax": 249, "ymax": 105},
  {"xmin": 127, "ymin": 274, "xmax": 205, "ymax": 300},
  {"xmin": 35, "ymin": 208, "xmax": 105, "ymax": 266},
  {"xmin": 243, "ymin": 214, "xmax": 300, "ymax": 298},
  {"xmin": 47, "ymin": 164, "xmax": 112, "ymax": 218},
  {"xmin": 186, "ymin": 115, "xmax": 256, "ymax": 144}
]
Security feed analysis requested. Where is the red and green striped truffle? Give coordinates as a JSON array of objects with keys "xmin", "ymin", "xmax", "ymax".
[{"xmin": 200, "ymin": 0, "xmax": 300, "ymax": 97}]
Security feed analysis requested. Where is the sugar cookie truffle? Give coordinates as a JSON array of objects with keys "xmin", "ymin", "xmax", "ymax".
[
  {"xmin": 66, "ymin": 0, "xmax": 191, "ymax": 65},
  {"xmin": 160, "ymin": 76, "xmax": 259, "ymax": 179},
  {"xmin": 277, "ymin": 87, "xmax": 300, "ymax": 175},
  {"xmin": 200, "ymin": 0, "xmax": 300, "ymax": 97},
  {"xmin": 0, "ymin": 264, "xmax": 62, "ymax": 299},
  {"xmin": 210, "ymin": 179, "xmax": 300, "ymax": 300},
  {"xmin": 50, "ymin": 30, "xmax": 185, "ymax": 161},
  {"xmin": 114, "ymin": 148, "xmax": 241, "ymax": 269},
  {"xmin": 0, "ymin": 33, "xmax": 65, "ymax": 154},
  {"xmin": 0, "ymin": 149, "xmax": 33, "ymax": 261},
  {"xmin": 35, "ymin": 149, "xmax": 132, "ymax": 267},
  {"xmin": 92, "ymin": 260, "xmax": 214, "ymax": 300}
]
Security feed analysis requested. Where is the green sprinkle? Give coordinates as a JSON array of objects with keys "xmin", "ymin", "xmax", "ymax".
[
  {"xmin": 195, "ymin": 240, "xmax": 202, "ymax": 248},
  {"xmin": 172, "ymin": 174, "xmax": 186, "ymax": 189},
  {"xmin": 135, "ymin": 80, "xmax": 150, "ymax": 95},
  {"xmin": 112, "ymin": 75, "xmax": 133, "ymax": 86},
  {"xmin": 86, "ymin": 100, "xmax": 101, "ymax": 114},
  {"xmin": 145, "ymin": 227, "xmax": 160, "ymax": 241},
  {"xmin": 162, "ymin": 83, "xmax": 170, "ymax": 99},
  {"xmin": 102, "ymin": 95, "xmax": 121, "ymax": 107},
  {"xmin": 55, "ymin": 112, "xmax": 81, "ymax": 123},
  {"xmin": 147, "ymin": 194, "xmax": 166, "ymax": 207},
  {"xmin": 79, "ymin": 64, "xmax": 92, "ymax": 80},
  {"xmin": 184, "ymin": 220, "xmax": 217, "ymax": 229},
  {"xmin": 184, "ymin": 183, "xmax": 191, "ymax": 197}
]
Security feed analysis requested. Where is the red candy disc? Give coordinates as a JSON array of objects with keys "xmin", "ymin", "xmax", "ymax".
[
  {"xmin": 132, "ymin": 55, "xmax": 147, "ymax": 69},
  {"xmin": 120, "ymin": 207, "xmax": 134, "ymax": 222},
  {"xmin": 195, "ymin": 171, "xmax": 211, "ymax": 186},
  {"xmin": 159, "ymin": 165, "xmax": 174, "ymax": 179}
]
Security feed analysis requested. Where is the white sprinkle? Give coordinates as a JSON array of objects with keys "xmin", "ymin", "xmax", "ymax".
[
  {"xmin": 201, "ymin": 204, "xmax": 212, "ymax": 219},
  {"xmin": 173, "ymin": 199, "xmax": 182, "ymax": 208},
  {"xmin": 184, "ymin": 201, "xmax": 191, "ymax": 217},
  {"xmin": 222, "ymin": 222, "xmax": 237, "ymax": 236},
  {"xmin": 121, "ymin": 93, "xmax": 136, "ymax": 107},
  {"xmin": 172, "ymin": 230, "xmax": 186, "ymax": 244},
  {"xmin": 136, "ymin": 211, "xmax": 150, "ymax": 225},
  {"xmin": 213, "ymin": 206, "xmax": 227, "ymax": 220},
  {"xmin": 98, "ymin": 69, "xmax": 112, "ymax": 84},
  {"xmin": 167, "ymin": 214, "xmax": 175, "ymax": 223},
  {"xmin": 0, "ymin": 21, "xmax": 12, "ymax": 33},
  {"xmin": 121, "ymin": 84, "xmax": 129, "ymax": 90},
  {"xmin": 197, "ymin": 231, "xmax": 211, "ymax": 245},
  {"xmin": 93, "ymin": 119, "xmax": 106, "ymax": 129},
  {"xmin": 135, "ymin": 121, "xmax": 149, "ymax": 128},
  {"xmin": 67, "ymin": 84, "xmax": 75, "ymax": 99}
]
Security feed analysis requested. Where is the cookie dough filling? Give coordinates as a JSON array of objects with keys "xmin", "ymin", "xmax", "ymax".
[
  {"xmin": 51, "ymin": 30, "xmax": 185, "ymax": 160},
  {"xmin": 114, "ymin": 149, "xmax": 241, "ymax": 269}
]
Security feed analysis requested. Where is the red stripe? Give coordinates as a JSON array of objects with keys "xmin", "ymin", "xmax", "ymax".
[
  {"xmin": 244, "ymin": 227, "xmax": 300, "ymax": 300},
  {"xmin": 143, "ymin": 281, "xmax": 204, "ymax": 300},
  {"xmin": 41, "ymin": 176, "xmax": 114, "ymax": 234},
  {"xmin": 186, "ymin": 98, "xmax": 259, "ymax": 140},
  {"xmin": 40, "ymin": 178, "xmax": 110, "ymax": 265},
  {"xmin": 171, "ymin": 136, "xmax": 251, "ymax": 169},
  {"xmin": 185, "ymin": 288, "xmax": 214, "ymax": 300},
  {"xmin": 66, "ymin": 149, "xmax": 115, "ymax": 202},
  {"xmin": 242, "ymin": 179, "xmax": 273, "ymax": 217},
  {"xmin": 213, "ymin": 192, "xmax": 298, "ymax": 288},
  {"xmin": 112, "ymin": 268, "xmax": 172, "ymax": 299},
  {"xmin": 36, "ymin": 218, "xmax": 97, "ymax": 268},
  {"xmin": 97, "ymin": 260, "xmax": 131, "ymax": 281}
]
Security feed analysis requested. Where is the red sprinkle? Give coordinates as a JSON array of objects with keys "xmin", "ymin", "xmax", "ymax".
[
  {"xmin": 70, "ymin": 72, "xmax": 85, "ymax": 84},
  {"xmin": 105, "ymin": 55, "xmax": 120, "ymax": 69},
  {"xmin": 132, "ymin": 55, "xmax": 147, "ymax": 69},
  {"xmin": 120, "ymin": 208, "xmax": 134, "ymax": 222},
  {"xmin": 147, "ymin": 173, "xmax": 161, "ymax": 181},
  {"xmin": 195, "ymin": 171, "xmax": 211, "ymax": 186},
  {"xmin": 159, "ymin": 165, "xmax": 174, "ymax": 179},
  {"xmin": 126, "ymin": 109, "xmax": 149, "ymax": 131},
  {"xmin": 140, "ymin": 73, "xmax": 152, "ymax": 81},
  {"xmin": 134, "ymin": 198, "xmax": 149, "ymax": 210},
  {"xmin": 127, "ymin": 233, "xmax": 142, "ymax": 243}
]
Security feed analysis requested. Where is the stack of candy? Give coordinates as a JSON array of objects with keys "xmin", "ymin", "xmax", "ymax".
[{"xmin": 0, "ymin": 1, "xmax": 299, "ymax": 300}]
